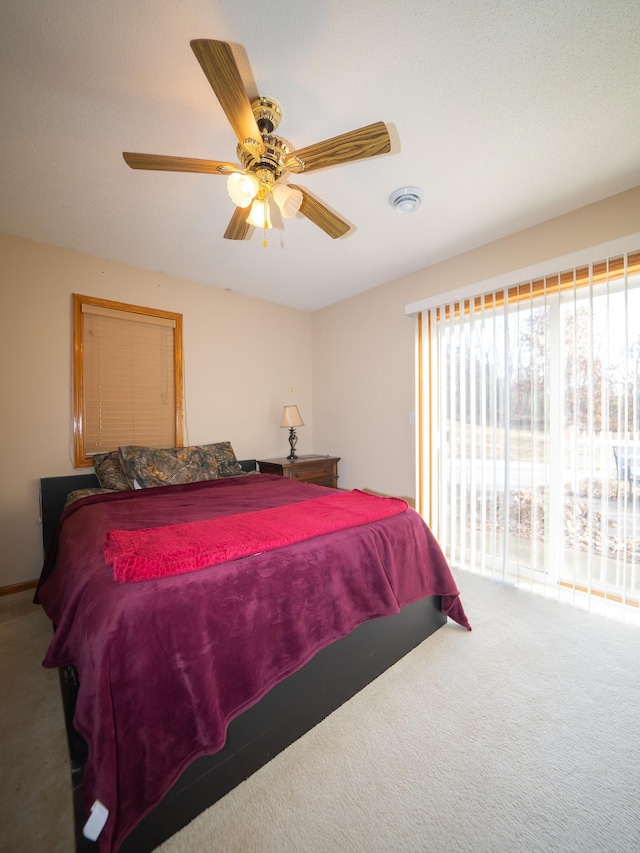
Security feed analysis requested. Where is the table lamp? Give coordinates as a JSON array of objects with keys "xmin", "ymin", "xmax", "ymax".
[{"xmin": 280, "ymin": 405, "xmax": 304, "ymax": 460}]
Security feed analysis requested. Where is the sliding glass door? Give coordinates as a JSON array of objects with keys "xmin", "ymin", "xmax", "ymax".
[{"xmin": 420, "ymin": 250, "xmax": 640, "ymax": 621}]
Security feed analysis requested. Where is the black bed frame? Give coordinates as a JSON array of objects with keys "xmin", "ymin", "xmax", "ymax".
[{"xmin": 40, "ymin": 466, "xmax": 447, "ymax": 852}]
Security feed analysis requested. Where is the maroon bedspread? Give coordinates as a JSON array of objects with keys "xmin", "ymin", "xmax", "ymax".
[{"xmin": 36, "ymin": 474, "xmax": 469, "ymax": 851}]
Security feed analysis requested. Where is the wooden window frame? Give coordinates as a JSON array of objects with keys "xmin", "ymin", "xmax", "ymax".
[{"xmin": 73, "ymin": 294, "xmax": 184, "ymax": 467}]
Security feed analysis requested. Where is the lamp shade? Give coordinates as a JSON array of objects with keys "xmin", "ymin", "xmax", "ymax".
[
  {"xmin": 227, "ymin": 172, "xmax": 259, "ymax": 208},
  {"xmin": 272, "ymin": 184, "xmax": 303, "ymax": 219},
  {"xmin": 280, "ymin": 405, "xmax": 304, "ymax": 428},
  {"xmin": 246, "ymin": 197, "xmax": 272, "ymax": 229}
]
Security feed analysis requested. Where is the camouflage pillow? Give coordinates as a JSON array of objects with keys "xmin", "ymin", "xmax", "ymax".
[
  {"xmin": 64, "ymin": 488, "xmax": 117, "ymax": 507},
  {"xmin": 93, "ymin": 450, "xmax": 133, "ymax": 491},
  {"xmin": 118, "ymin": 445, "xmax": 220, "ymax": 488},
  {"xmin": 200, "ymin": 441, "xmax": 244, "ymax": 478}
]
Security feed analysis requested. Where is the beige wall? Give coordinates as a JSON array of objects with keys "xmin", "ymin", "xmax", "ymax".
[
  {"xmin": 0, "ymin": 233, "xmax": 313, "ymax": 586},
  {"xmin": 312, "ymin": 185, "xmax": 640, "ymax": 499}
]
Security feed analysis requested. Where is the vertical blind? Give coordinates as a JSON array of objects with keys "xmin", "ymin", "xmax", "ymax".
[
  {"xmin": 419, "ymin": 249, "xmax": 640, "ymax": 623},
  {"xmin": 77, "ymin": 300, "xmax": 181, "ymax": 461}
]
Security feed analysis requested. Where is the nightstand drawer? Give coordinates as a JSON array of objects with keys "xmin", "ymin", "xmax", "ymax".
[{"xmin": 288, "ymin": 461, "xmax": 336, "ymax": 484}]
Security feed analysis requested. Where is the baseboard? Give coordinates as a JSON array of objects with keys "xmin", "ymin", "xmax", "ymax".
[{"xmin": 0, "ymin": 579, "xmax": 38, "ymax": 597}]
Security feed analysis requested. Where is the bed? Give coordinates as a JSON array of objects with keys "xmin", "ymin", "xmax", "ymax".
[{"xmin": 36, "ymin": 445, "xmax": 470, "ymax": 852}]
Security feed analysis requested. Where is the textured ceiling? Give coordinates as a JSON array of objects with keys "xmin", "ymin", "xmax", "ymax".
[{"xmin": 1, "ymin": 0, "xmax": 639, "ymax": 311}]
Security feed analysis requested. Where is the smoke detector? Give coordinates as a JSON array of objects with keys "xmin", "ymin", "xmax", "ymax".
[{"xmin": 389, "ymin": 186, "xmax": 423, "ymax": 213}]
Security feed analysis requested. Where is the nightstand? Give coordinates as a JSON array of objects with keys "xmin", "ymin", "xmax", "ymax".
[{"xmin": 257, "ymin": 456, "xmax": 340, "ymax": 489}]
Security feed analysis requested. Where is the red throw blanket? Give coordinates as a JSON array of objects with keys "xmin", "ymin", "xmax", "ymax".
[{"xmin": 104, "ymin": 489, "xmax": 408, "ymax": 583}]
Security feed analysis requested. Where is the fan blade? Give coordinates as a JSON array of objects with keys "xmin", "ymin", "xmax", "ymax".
[
  {"xmin": 284, "ymin": 121, "xmax": 390, "ymax": 174},
  {"xmin": 190, "ymin": 39, "xmax": 264, "ymax": 157},
  {"xmin": 224, "ymin": 205, "xmax": 252, "ymax": 240},
  {"xmin": 123, "ymin": 152, "xmax": 241, "ymax": 175},
  {"xmin": 287, "ymin": 185, "xmax": 350, "ymax": 239}
]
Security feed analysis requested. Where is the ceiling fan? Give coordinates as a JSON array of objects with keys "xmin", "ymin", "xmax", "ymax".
[{"xmin": 123, "ymin": 39, "xmax": 392, "ymax": 244}]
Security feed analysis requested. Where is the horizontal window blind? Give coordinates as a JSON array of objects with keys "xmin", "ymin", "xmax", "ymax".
[
  {"xmin": 420, "ymin": 249, "xmax": 640, "ymax": 624},
  {"xmin": 73, "ymin": 295, "xmax": 183, "ymax": 466}
]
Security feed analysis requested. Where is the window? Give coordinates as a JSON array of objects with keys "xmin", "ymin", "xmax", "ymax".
[
  {"xmin": 73, "ymin": 294, "xmax": 184, "ymax": 467},
  {"xmin": 416, "ymin": 247, "xmax": 640, "ymax": 623}
]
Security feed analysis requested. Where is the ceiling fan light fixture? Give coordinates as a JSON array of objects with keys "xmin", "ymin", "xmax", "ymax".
[
  {"xmin": 123, "ymin": 40, "xmax": 394, "ymax": 243},
  {"xmin": 246, "ymin": 197, "xmax": 272, "ymax": 229},
  {"xmin": 389, "ymin": 186, "xmax": 423, "ymax": 214},
  {"xmin": 272, "ymin": 184, "xmax": 303, "ymax": 219},
  {"xmin": 227, "ymin": 172, "xmax": 259, "ymax": 208}
]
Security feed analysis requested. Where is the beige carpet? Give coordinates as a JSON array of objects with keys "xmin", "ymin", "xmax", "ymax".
[
  {"xmin": 0, "ymin": 588, "xmax": 73, "ymax": 852},
  {"xmin": 2, "ymin": 572, "xmax": 639, "ymax": 852}
]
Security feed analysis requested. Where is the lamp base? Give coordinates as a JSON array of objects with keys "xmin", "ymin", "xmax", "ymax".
[{"xmin": 287, "ymin": 427, "xmax": 298, "ymax": 460}]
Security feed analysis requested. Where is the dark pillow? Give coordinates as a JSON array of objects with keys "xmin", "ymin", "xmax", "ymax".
[
  {"xmin": 64, "ymin": 487, "xmax": 117, "ymax": 507},
  {"xmin": 200, "ymin": 441, "xmax": 244, "ymax": 478},
  {"xmin": 93, "ymin": 451, "xmax": 133, "ymax": 491},
  {"xmin": 118, "ymin": 445, "xmax": 220, "ymax": 488}
]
